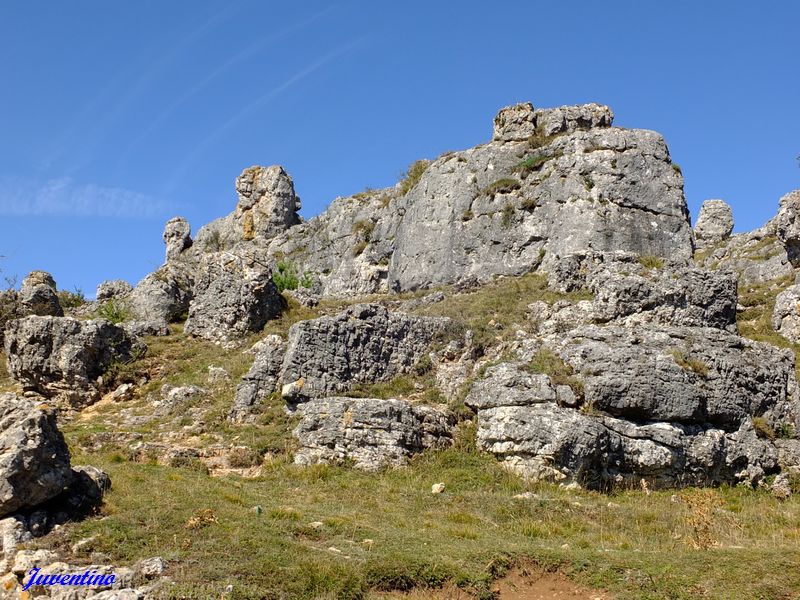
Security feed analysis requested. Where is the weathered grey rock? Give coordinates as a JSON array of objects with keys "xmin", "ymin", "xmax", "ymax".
[
  {"xmin": 4, "ymin": 316, "xmax": 143, "ymax": 406},
  {"xmin": 128, "ymin": 265, "xmax": 193, "ymax": 326},
  {"xmin": 50, "ymin": 465, "xmax": 111, "ymax": 518},
  {"xmin": 153, "ymin": 385, "xmax": 206, "ymax": 416},
  {"xmin": 163, "ymin": 217, "xmax": 192, "ymax": 262},
  {"xmin": 293, "ymin": 397, "xmax": 455, "ymax": 470},
  {"xmin": 95, "ymin": 280, "xmax": 133, "ymax": 302},
  {"xmin": 279, "ymin": 304, "xmax": 449, "ymax": 403},
  {"xmin": 774, "ymin": 189, "xmax": 800, "ymax": 266},
  {"xmin": 538, "ymin": 324, "xmax": 795, "ymax": 428},
  {"xmin": 492, "ymin": 102, "xmax": 614, "ymax": 142},
  {"xmin": 19, "ymin": 271, "xmax": 62, "ymax": 317},
  {"xmin": 586, "ymin": 258, "xmax": 738, "ymax": 331},
  {"xmin": 772, "ymin": 284, "xmax": 800, "ymax": 343},
  {"xmin": 388, "ymin": 118, "xmax": 692, "ymax": 291},
  {"xmin": 694, "ymin": 226, "xmax": 792, "ymax": 284},
  {"xmin": 694, "ymin": 199, "xmax": 734, "ymax": 247},
  {"xmin": 230, "ymin": 335, "xmax": 286, "ymax": 422},
  {"xmin": 184, "ymin": 251, "xmax": 282, "ymax": 343},
  {"xmin": 0, "ymin": 395, "xmax": 72, "ymax": 516},
  {"xmin": 244, "ymin": 101, "xmax": 690, "ymax": 297},
  {"xmin": 122, "ymin": 320, "xmax": 171, "ymax": 338},
  {"xmin": 193, "ymin": 165, "xmax": 301, "ymax": 253},
  {"xmin": 466, "ymin": 361, "xmax": 787, "ymax": 488}
]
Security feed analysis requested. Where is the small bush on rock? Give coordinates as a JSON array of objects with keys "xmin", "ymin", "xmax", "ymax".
[{"xmin": 398, "ymin": 160, "xmax": 430, "ymax": 196}]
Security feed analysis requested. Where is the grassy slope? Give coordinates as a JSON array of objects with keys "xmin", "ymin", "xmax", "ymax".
[{"xmin": 1, "ymin": 279, "xmax": 798, "ymax": 598}]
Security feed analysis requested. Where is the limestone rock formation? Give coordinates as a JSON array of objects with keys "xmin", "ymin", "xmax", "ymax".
[
  {"xmin": 772, "ymin": 284, "xmax": 800, "ymax": 343},
  {"xmin": 4, "ymin": 316, "xmax": 143, "ymax": 407},
  {"xmin": 18, "ymin": 272, "xmax": 62, "ymax": 317},
  {"xmin": 184, "ymin": 252, "xmax": 283, "ymax": 343},
  {"xmin": 774, "ymin": 190, "xmax": 800, "ymax": 267},
  {"xmin": 193, "ymin": 165, "xmax": 301, "ymax": 252},
  {"xmin": 128, "ymin": 265, "xmax": 193, "ymax": 327},
  {"xmin": 163, "ymin": 216, "xmax": 192, "ymax": 262},
  {"xmin": 96, "ymin": 279, "xmax": 133, "ymax": 302},
  {"xmin": 230, "ymin": 335, "xmax": 286, "ymax": 422},
  {"xmin": 0, "ymin": 394, "xmax": 72, "ymax": 516},
  {"xmin": 279, "ymin": 304, "xmax": 450, "ymax": 404},
  {"xmin": 492, "ymin": 102, "xmax": 614, "ymax": 142},
  {"xmin": 293, "ymin": 397, "xmax": 455, "ymax": 470},
  {"xmin": 694, "ymin": 199, "xmax": 734, "ymax": 248}
]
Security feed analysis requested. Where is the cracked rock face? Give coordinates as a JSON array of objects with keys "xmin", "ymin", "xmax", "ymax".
[
  {"xmin": 0, "ymin": 394, "xmax": 73, "ymax": 517},
  {"xmin": 18, "ymin": 271, "xmax": 62, "ymax": 318},
  {"xmin": 466, "ymin": 359, "xmax": 788, "ymax": 489},
  {"xmin": 772, "ymin": 284, "xmax": 800, "ymax": 343},
  {"xmin": 293, "ymin": 397, "xmax": 455, "ymax": 470},
  {"xmin": 4, "ymin": 316, "xmax": 143, "ymax": 407},
  {"xmin": 774, "ymin": 190, "xmax": 800, "ymax": 267},
  {"xmin": 694, "ymin": 199, "xmax": 734, "ymax": 248},
  {"xmin": 184, "ymin": 252, "xmax": 283, "ymax": 343},
  {"xmin": 279, "ymin": 304, "xmax": 449, "ymax": 404},
  {"xmin": 230, "ymin": 334, "xmax": 286, "ymax": 422},
  {"xmin": 163, "ymin": 216, "xmax": 192, "ymax": 262}
]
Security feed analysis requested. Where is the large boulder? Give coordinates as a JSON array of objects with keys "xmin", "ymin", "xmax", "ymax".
[
  {"xmin": 18, "ymin": 272, "xmax": 62, "ymax": 318},
  {"xmin": 0, "ymin": 394, "xmax": 73, "ymax": 516},
  {"xmin": 293, "ymin": 397, "xmax": 455, "ymax": 470},
  {"xmin": 3, "ymin": 316, "xmax": 143, "ymax": 407},
  {"xmin": 183, "ymin": 252, "xmax": 282, "ymax": 343},
  {"xmin": 95, "ymin": 280, "xmax": 133, "ymax": 302},
  {"xmin": 694, "ymin": 199, "xmax": 734, "ymax": 248},
  {"xmin": 492, "ymin": 102, "xmax": 614, "ymax": 142},
  {"xmin": 128, "ymin": 265, "xmax": 193, "ymax": 326},
  {"xmin": 279, "ymin": 304, "xmax": 449, "ymax": 404}
]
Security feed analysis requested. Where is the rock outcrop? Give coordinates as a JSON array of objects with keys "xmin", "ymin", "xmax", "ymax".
[
  {"xmin": 774, "ymin": 190, "xmax": 800, "ymax": 267},
  {"xmin": 694, "ymin": 199, "xmax": 734, "ymax": 248},
  {"xmin": 96, "ymin": 279, "xmax": 133, "ymax": 302},
  {"xmin": 279, "ymin": 304, "xmax": 449, "ymax": 404},
  {"xmin": 4, "ymin": 316, "xmax": 143, "ymax": 407},
  {"xmin": 293, "ymin": 397, "xmax": 455, "ymax": 470},
  {"xmin": 18, "ymin": 272, "xmax": 62, "ymax": 318},
  {"xmin": 230, "ymin": 335, "xmax": 286, "ymax": 422},
  {"xmin": 163, "ymin": 216, "xmax": 192, "ymax": 262},
  {"xmin": 184, "ymin": 252, "xmax": 282, "ymax": 343},
  {"xmin": 0, "ymin": 395, "xmax": 72, "ymax": 516},
  {"xmin": 772, "ymin": 283, "xmax": 800, "ymax": 343}
]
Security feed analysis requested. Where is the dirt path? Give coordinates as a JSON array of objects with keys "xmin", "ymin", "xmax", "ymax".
[{"xmin": 372, "ymin": 565, "xmax": 612, "ymax": 599}]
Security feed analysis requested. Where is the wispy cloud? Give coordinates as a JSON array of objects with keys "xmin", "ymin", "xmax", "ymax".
[
  {"xmin": 0, "ymin": 176, "xmax": 173, "ymax": 218},
  {"xmin": 164, "ymin": 38, "xmax": 365, "ymax": 195}
]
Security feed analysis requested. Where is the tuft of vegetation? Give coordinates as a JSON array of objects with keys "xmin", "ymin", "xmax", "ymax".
[
  {"xmin": 524, "ymin": 348, "xmax": 584, "ymax": 398},
  {"xmin": 57, "ymin": 287, "xmax": 86, "ymax": 308},
  {"xmin": 398, "ymin": 160, "xmax": 431, "ymax": 196},
  {"xmin": 671, "ymin": 163, "xmax": 683, "ymax": 175},
  {"xmin": 513, "ymin": 152, "xmax": 563, "ymax": 177},
  {"xmin": 637, "ymin": 254, "xmax": 664, "ymax": 270},
  {"xmin": 414, "ymin": 273, "xmax": 592, "ymax": 353},
  {"xmin": 273, "ymin": 261, "xmax": 313, "ymax": 293},
  {"xmin": 669, "ymin": 349, "xmax": 710, "ymax": 378},
  {"xmin": 96, "ymin": 299, "xmax": 131, "ymax": 324},
  {"xmin": 752, "ymin": 416, "xmax": 776, "ymax": 440},
  {"xmin": 461, "ymin": 209, "xmax": 474, "ymax": 221},
  {"xmin": 352, "ymin": 219, "xmax": 376, "ymax": 242},
  {"xmin": 526, "ymin": 123, "xmax": 558, "ymax": 149},
  {"xmin": 482, "ymin": 178, "xmax": 521, "ymax": 197}
]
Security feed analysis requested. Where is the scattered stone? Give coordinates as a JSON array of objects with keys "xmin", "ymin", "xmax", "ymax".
[
  {"xmin": 771, "ymin": 474, "xmax": 792, "ymax": 500},
  {"xmin": 207, "ymin": 366, "xmax": 230, "ymax": 385},
  {"xmin": 135, "ymin": 556, "xmax": 166, "ymax": 580},
  {"xmin": 431, "ymin": 483, "xmax": 446, "ymax": 494}
]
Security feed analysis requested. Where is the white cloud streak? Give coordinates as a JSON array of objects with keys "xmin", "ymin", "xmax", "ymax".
[{"xmin": 0, "ymin": 176, "xmax": 172, "ymax": 218}]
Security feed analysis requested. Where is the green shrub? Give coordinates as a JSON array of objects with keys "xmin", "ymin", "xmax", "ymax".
[
  {"xmin": 513, "ymin": 152, "xmax": 563, "ymax": 177},
  {"xmin": 752, "ymin": 416, "xmax": 775, "ymax": 440},
  {"xmin": 398, "ymin": 160, "xmax": 430, "ymax": 196},
  {"xmin": 96, "ymin": 299, "xmax": 131, "ymax": 324},
  {"xmin": 57, "ymin": 287, "xmax": 86, "ymax": 308},
  {"xmin": 272, "ymin": 261, "xmax": 312, "ymax": 293}
]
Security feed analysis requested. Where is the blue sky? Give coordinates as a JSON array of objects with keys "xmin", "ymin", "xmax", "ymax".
[{"xmin": 1, "ymin": 1, "xmax": 798, "ymax": 296}]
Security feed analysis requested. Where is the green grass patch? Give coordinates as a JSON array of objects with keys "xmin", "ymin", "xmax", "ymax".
[{"xmin": 524, "ymin": 348, "xmax": 584, "ymax": 398}]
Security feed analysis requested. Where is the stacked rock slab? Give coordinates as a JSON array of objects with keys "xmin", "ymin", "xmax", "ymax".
[
  {"xmin": 694, "ymin": 199, "xmax": 734, "ymax": 248},
  {"xmin": 18, "ymin": 272, "xmax": 62, "ymax": 318},
  {"xmin": 293, "ymin": 397, "xmax": 456, "ymax": 471},
  {"xmin": 3, "ymin": 316, "xmax": 142, "ymax": 407},
  {"xmin": 466, "ymin": 254, "xmax": 798, "ymax": 489}
]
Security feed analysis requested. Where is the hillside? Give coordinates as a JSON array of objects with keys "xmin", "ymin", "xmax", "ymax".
[{"xmin": 1, "ymin": 102, "xmax": 800, "ymax": 599}]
